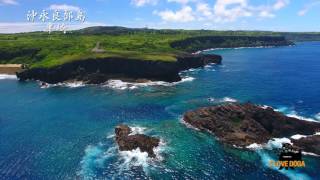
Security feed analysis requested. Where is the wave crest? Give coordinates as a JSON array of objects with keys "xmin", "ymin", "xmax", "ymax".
[{"xmin": 0, "ymin": 74, "xmax": 17, "ymax": 80}]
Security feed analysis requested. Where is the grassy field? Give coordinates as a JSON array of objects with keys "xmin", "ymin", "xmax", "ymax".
[{"xmin": 0, "ymin": 26, "xmax": 319, "ymax": 69}]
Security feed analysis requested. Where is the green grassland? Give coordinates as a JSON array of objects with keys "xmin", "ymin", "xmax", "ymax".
[{"xmin": 0, "ymin": 26, "xmax": 319, "ymax": 69}]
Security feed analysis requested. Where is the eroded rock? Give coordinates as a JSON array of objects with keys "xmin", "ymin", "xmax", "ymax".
[
  {"xmin": 183, "ymin": 103, "xmax": 320, "ymax": 154},
  {"xmin": 115, "ymin": 125, "xmax": 160, "ymax": 158}
]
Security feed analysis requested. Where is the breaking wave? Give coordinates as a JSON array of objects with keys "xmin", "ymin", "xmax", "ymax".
[
  {"xmin": 275, "ymin": 106, "xmax": 319, "ymax": 122},
  {"xmin": 104, "ymin": 76, "xmax": 195, "ymax": 90},
  {"xmin": 78, "ymin": 126, "xmax": 166, "ymax": 179},
  {"xmin": 193, "ymin": 46, "xmax": 276, "ymax": 54},
  {"xmin": 208, "ymin": 97, "xmax": 238, "ymax": 103},
  {"xmin": 39, "ymin": 81, "xmax": 85, "ymax": 89},
  {"xmin": 0, "ymin": 74, "xmax": 17, "ymax": 80}
]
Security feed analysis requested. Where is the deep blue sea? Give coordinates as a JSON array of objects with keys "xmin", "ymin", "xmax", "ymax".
[{"xmin": 1, "ymin": 42, "xmax": 320, "ymax": 180}]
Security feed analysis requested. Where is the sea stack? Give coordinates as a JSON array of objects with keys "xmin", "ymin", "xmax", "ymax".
[{"xmin": 115, "ymin": 125, "xmax": 160, "ymax": 158}]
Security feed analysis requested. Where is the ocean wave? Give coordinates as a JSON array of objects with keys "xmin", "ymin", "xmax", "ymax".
[
  {"xmin": 180, "ymin": 118, "xmax": 200, "ymax": 131},
  {"xmin": 79, "ymin": 126, "xmax": 166, "ymax": 178},
  {"xmin": 78, "ymin": 144, "xmax": 117, "ymax": 179},
  {"xmin": 315, "ymin": 113, "xmax": 320, "ymax": 120},
  {"xmin": 0, "ymin": 74, "xmax": 17, "ymax": 80},
  {"xmin": 104, "ymin": 76, "xmax": 195, "ymax": 90},
  {"xmin": 208, "ymin": 97, "xmax": 238, "ymax": 103},
  {"xmin": 118, "ymin": 140, "xmax": 166, "ymax": 172},
  {"xmin": 274, "ymin": 106, "xmax": 319, "ymax": 122},
  {"xmin": 246, "ymin": 138, "xmax": 292, "ymax": 150},
  {"xmin": 247, "ymin": 132, "xmax": 319, "ymax": 153},
  {"xmin": 193, "ymin": 46, "xmax": 275, "ymax": 54},
  {"xmin": 39, "ymin": 81, "xmax": 85, "ymax": 89}
]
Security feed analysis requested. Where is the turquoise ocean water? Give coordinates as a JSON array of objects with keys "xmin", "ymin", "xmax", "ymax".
[{"xmin": 0, "ymin": 42, "xmax": 320, "ymax": 179}]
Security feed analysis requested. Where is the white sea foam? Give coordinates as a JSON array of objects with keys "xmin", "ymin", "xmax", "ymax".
[
  {"xmin": 222, "ymin": 97, "xmax": 237, "ymax": 103},
  {"xmin": 315, "ymin": 113, "xmax": 320, "ymax": 120},
  {"xmin": 290, "ymin": 134, "xmax": 307, "ymax": 140},
  {"xmin": 104, "ymin": 76, "xmax": 195, "ymax": 90},
  {"xmin": 207, "ymin": 97, "xmax": 238, "ymax": 103},
  {"xmin": 193, "ymin": 46, "xmax": 275, "ymax": 54},
  {"xmin": 246, "ymin": 143, "xmax": 263, "ymax": 150},
  {"xmin": 118, "ymin": 148, "xmax": 150, "ymax": 169},
  {"xmin": 275, "ymin": 106, "xmax": 319, "ymax": 122},
  {"xmin": 260, "ymin": 105, "xmax": 272, "ymax": 109},
  {"xmin": 80, "ymin": 126, "xmax": 166, "ymax": 178},
  {"xmin": 265, "ymin": 138, "xmax": 292, "ymax": 150},
  {"xmin": 0, "ymin": 74, "xmax": 17, "ymax": 80},
  {"xmin": 286, "ymin": 111, "xmax": 319, "ymax": 122},
  {"xmin": 129, "ymin": 126, "xmax": 147, "ymax": 135},
  {"xmin": 39, "ymin": 81, "xmax": 85, "ymax": 89},
  {"xmin": 180, "ymin": 118, "xmax": 200, "ymax": 131},
  {"xmin": 246, "ymin": 138, "xmax": 292, "ymax": 150},
  {"xmin": 78, "ymin": 144, "xmax": 117, "ymax": 178},
  {"xmin": 302, "ymin": 152, "xmax": 320, "ymax": 157},
  {"xmin": 117, "ymin": 139, "xmax": 166, "ymax": 173}
]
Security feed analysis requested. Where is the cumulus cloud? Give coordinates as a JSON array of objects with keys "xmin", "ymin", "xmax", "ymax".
[
  {"xmin": 154, "ymin": 6, "xmax": 195, "ymax": 22},
  {"xmin": 213, "ymin": 0, "xmax": 252, "ymax": 22},
  {"xmin": 131, "ymin": 0, "xmax": 158, "ymax": 7},
  {"xmin": 0, "ymin": 0, "xmax": 18, "ymax": 5},
  {"xmin": 49, "ymin": 4, "xmax": 81, "ymax": 11},
  {"xmin": 168, "ymin": 0, "xmax": 195, "ymax": 4},
  {"xmin": 273, "ymin": 0, "xmax": 290, "ymax": 10},
  {"xmin": 196, "ymin": 3, "xmax": 212, "ymax": 17},
  {"xmin": 298, "ymin": 1, "xmax": 320, "ymax": 16},
  {"xmin": 155, "ymin": 0, "xmax": 290, "ymax": 23}
]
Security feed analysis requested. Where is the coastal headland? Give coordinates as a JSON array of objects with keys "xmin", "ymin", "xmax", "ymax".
[{"xmin": 0, "ymin": 26, "xmax": 297, "ymax": 84}]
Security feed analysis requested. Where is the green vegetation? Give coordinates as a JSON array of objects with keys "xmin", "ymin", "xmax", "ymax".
[{"xmin": 0, "ymin": 26, "xmax": 319, "ymax": 69}]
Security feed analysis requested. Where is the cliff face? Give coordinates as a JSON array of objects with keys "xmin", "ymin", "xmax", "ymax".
[
  {"xmin": 171, "ymin": 36, "xmax": 294, "ymax": 52},
  {"xmin": 16, "ymin": 54, "xmax": 222, "ymax": 84}
]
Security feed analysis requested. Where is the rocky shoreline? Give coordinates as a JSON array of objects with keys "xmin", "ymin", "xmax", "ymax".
[
  {"xmin": 16, "ymin": 53, "xmax": 222, "ymax": 84},
  {"xmin": 183, "ymin": 103, "xmax": 320, "ymax": 155}
]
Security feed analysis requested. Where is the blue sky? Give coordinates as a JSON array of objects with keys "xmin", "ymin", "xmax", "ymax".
[{"xmin": 0, "ymin": 0, "xmax": 319, "ymax": 33}]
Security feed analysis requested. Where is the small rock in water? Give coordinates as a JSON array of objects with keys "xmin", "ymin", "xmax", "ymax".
[{"xmin": 115, "ymin": 125, "xmax": 160, "ymax": 158}]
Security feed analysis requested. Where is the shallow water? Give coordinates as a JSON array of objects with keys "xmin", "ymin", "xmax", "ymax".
[{"xmin": 0, "ymin": 42, "xmax": 320, "ymax": 179}]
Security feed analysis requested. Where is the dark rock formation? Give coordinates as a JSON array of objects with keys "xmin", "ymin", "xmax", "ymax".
[
  {"xmin": 291, "ymin": 135, "xmax": 320, "ymax": 155},
  {"xmin": 115, "ymin": 125, "xmax": 160, "ymax": 158},
  {"xmin": 16, "ymin": 54, "xmax": 222, "ymax": 84},
  {"xmin": 183, "ymin": 103, "xmax": 320, "ymax": 150},
  {"xmin": 171, "ymin": 36, "xmax": 294, "ymax": 52}
]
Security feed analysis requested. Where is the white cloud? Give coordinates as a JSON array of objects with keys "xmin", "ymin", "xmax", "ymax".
[
  {"xmin": 168, "ymin": 0, "xmax": 192, "ymax": 4},
  {"xmin": 131, "ymin": 0, "xmax": 158, "ymax": 7},
  {"xmin": 213, "ymin": 0, "xmax": 252, "ymax": 22},
  {"xmin": 259, "ymin": 10, "xmax": 275, "ymax": 18},
  {"xmin": 273, "ymin": 0, "xmax": 290, "ymax": 10},
  {"xmin": 0, "ymin": 0, "xmax": 18, "ymax": 5},
  {"xmin": 49, "ymin": 4, "xmax": 81, "ymax": 11},
  {"xmin": 298, "ymin": 1, "xmax": 320, "ymax": 16},
  {"xmin": 154, "ymin": 0, "xmax": 290, "ymax": 23},
  {"xmin": 196, "ymin": 3, "xmax": 212, "ymax": 17},
  {"xmin": 154, "ymin": 6, "xmax": 195, "ymax": 22},
  {"xmin": 0, "ymin": 22, "xmax": 107, "ymax": 34}
]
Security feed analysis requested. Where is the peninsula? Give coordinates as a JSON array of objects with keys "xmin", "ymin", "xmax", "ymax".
[{"xmin": 0, "ymin": 26, "xmax": 300, "ymax": 83}]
